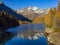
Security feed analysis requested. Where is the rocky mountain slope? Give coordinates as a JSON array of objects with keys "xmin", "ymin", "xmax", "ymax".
[
  {"xmin": 17, "ymin": 6, "xmax": 50, "ymax": 20},
  {"xmin": 0, "ymin": 2, "xmax": 32, "ymax": 22},
  {"xmin": 0, "ymin": 12, "xmax": 19, "ymax": 30}
]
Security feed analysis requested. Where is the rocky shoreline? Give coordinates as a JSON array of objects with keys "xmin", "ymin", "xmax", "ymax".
[{"xmin": 45, "ymin": 28, "xmax": 60, "ymax": 45}]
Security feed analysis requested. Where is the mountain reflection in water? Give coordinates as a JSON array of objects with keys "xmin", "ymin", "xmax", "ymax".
[
  {"xmin": 7, "ymin": 24, "xmax": 45, "ymax": 33},
  {"xmin": 5, "ymin": 24, "xmax": 48, "ymax": 45},
  {"xmin": 5, "ymin": 36, "xmax": 48, "ymax": 45}
]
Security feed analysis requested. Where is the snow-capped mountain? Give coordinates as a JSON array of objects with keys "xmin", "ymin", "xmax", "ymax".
[
  {"xmin": 17, "ymin": 6, "xmax": 50, "ymax": 14},
  {"xmin": 17, "ymin": 6, "xmax": 50, "ymax": 20}
]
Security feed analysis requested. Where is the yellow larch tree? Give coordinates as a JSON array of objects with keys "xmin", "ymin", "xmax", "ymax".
[{"xmin": 44, "ymin": 8, "xmax": 54, "ymax": 28}]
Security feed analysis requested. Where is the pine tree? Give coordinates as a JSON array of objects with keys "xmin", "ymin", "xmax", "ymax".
[
  {"xmin": 57, "ymin": 3, "xmax": 60, "ymax": 16},
  {"xmin": 57, "ymin": 3, "xmax": 60, "ymax": 12},
  {"xmin": 53, "ymin": 3, "xmax": 60, "ymax": 32},
  {"xmin": 44, "ymin": 8, "xmax": 54, "ymax": 28},
  {"xmin": 53, "ymin": 8, "xmax": 56, "ymax": 15}
]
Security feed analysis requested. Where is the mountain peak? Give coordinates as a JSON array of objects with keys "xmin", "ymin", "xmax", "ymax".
[
  {"xmin": 28, "ymin": 6, "xmax": 39, "ymax": 11},
  {"xmin": 17, "ymin": 6, "xmax": 50, "ymax": 14}
]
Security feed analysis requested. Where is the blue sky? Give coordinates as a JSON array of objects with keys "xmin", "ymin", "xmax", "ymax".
[{"xmin": 2, "ymin": 0, "xmax": 58, "ymax": 10}]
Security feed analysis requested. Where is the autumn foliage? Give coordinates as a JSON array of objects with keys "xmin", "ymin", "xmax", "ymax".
[{"xmin": 44, "ymin": 3, "xmax": 60, "ymax": 28}]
